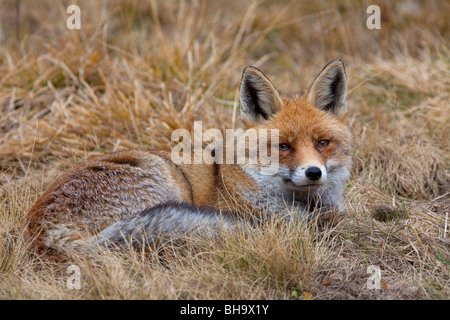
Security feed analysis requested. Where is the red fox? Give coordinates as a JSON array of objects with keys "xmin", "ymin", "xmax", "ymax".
[{"xmin": 23, "ymin": 59, "xmax": 353, "ymax": 258}]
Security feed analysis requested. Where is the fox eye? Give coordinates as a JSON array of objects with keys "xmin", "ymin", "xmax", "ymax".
[
  {"xmin": 317, "ymin": 139, "xmax": 330, "ymax": 147},
  {"xmin": 279, "ymin": 143, "xmax": 292, "ymax": 152}
]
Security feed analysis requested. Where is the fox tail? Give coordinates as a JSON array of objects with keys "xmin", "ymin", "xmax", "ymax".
[{"xmin": 90, "ymin": 202, "xmax": 242, "ymax": 249}]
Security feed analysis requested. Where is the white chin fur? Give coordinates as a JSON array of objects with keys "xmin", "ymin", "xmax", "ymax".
[{"xmin": 283, "ymin": 180, "xmax": 323, "ymax": 192}]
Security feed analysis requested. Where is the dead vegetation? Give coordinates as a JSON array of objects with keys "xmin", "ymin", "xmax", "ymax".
[{"xmin": 0, "ymin": 0, "xmax": 449, "ymax": 299}]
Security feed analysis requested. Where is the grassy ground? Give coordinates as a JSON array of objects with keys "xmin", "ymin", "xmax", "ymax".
[{"xmin": 0, "ymin": 0, "xmax": 449, "ymax": 299}]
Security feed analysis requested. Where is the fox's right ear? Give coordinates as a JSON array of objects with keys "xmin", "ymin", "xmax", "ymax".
[
  {"xmin": 239, "ymin": 66, "xmax": 283, "ymax": 123},
  {"xmin": 306, "ymin": 59, "xmax": 347, "ymax": 115}
]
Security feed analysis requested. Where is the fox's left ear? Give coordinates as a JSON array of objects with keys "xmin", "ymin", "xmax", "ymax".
[{"xmin": 306, "ymin": 59, "xmax": 347, "ymax": 115}]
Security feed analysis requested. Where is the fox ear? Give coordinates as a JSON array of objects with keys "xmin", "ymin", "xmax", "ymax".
[
  {"xmin": 307, "ymin": 59, "xmax": 347, "ymax": 115},
  {"xmin": 239, "ymin": 66, "xmax": 283, "ymax": 123}
]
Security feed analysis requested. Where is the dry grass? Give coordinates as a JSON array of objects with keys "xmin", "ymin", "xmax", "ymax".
[{"xmin": 0, "ymin": 0, "xmax": 449, "ymax": 299}]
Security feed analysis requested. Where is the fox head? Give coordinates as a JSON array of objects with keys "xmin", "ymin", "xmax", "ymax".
[{"xmin": 239, "ymin": 60, "xmax": 353, "ymax": 205}]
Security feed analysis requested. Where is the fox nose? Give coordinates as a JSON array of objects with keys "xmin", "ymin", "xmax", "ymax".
[{"xmin": 305, "ymin": 166, "xmax": 322, "ymax": 181}]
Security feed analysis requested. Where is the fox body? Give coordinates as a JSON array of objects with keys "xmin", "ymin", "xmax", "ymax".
[{"xmin": 23, "ymin": 60, "xmax": 352, "ymax": 257}]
